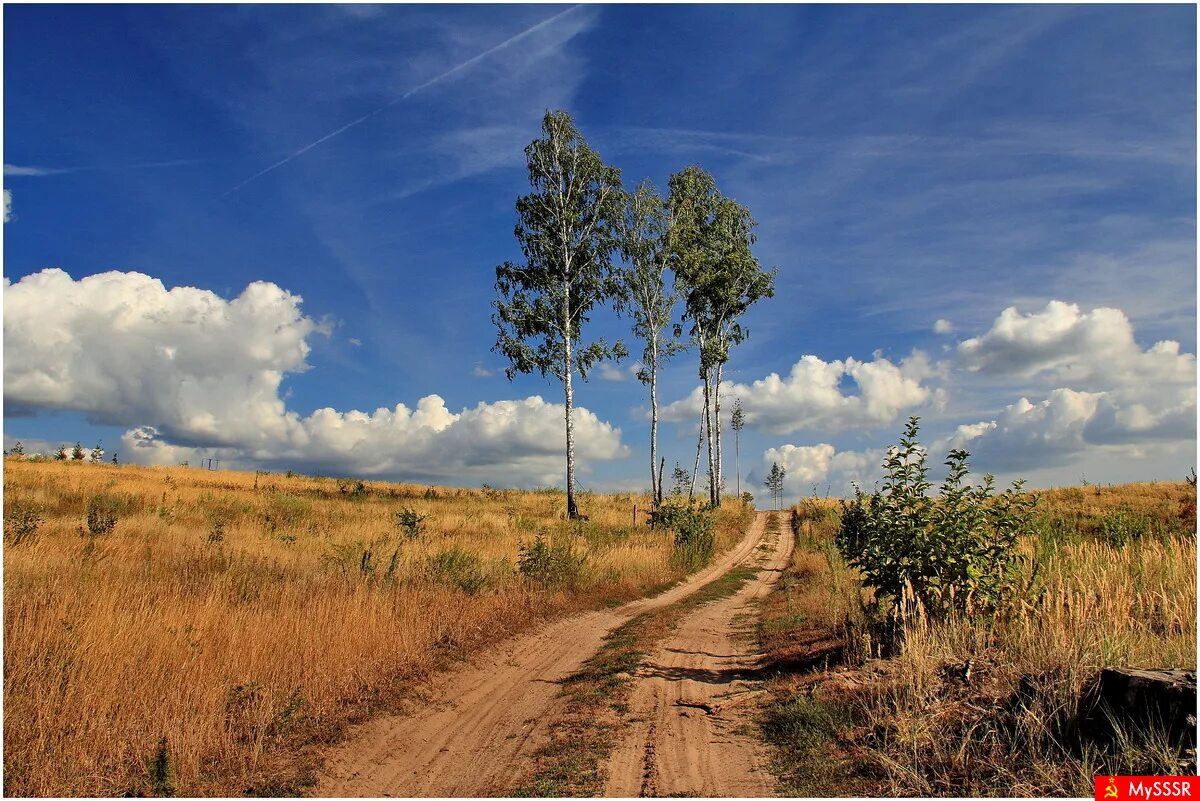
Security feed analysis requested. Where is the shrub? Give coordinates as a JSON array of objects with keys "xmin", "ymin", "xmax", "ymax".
[
  {"xmin": 393, "ymin": 507, "xmax": 429, "ymax": 541},
  {"xmin": 517, "ymin": 535, "xmax": 586, "ymax": 589},
  {"xmin": 836, "ymin": 417, "xmax": 1034, "ymax": 623},
  {"xmin": 85, "ymin": 495, "xmax": 120, "ymax": 535},
  {"xmin": 71, "ymin": 442, "xmax": 85, "ymax": 461},
  {"xmin": 651, "ymin": 499, "xmax": 716, "ymax": 572},
  {"xmin": 4, "ymin": 502, "xmax": 42, "ymax": 545},
  {"xmin": 424, "ymin": 548, "xmax": 488, "ymax": 594}
]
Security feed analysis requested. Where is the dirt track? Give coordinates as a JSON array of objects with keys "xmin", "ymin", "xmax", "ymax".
[
  {"xmin": 602, "ymin": 512, "xmax": 791, "ymax": 797},
  {"xmin": 316, "ymin": 511, "xmax": 778, "ymax": 798}
]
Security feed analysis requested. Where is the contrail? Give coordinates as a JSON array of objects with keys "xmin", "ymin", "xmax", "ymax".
[
  {"xmin": 223, "ymin": 5, "xmax": 584, "ymax": 197},
  {"xmin": 4, "ymin": 159, "xmax": 208, "ymax": 177}
]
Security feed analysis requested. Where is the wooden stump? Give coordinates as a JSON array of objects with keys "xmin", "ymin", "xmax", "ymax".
[{"xmin": 1081, "ymin": 668, "xmax": 1197, "ymax": 754}]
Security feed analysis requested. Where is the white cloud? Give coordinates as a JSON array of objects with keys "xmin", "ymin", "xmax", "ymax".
[
  {"xmin": 760, "ymin": 443, "xmax": 887, "ymax": 499},
  {"xmin": 933, "ymin": 318, "xmax": 955, "ymax": 334},
  {"xmin": 948, "ymin": 300, "xmax": 1196, "ymax": 472},
  {"xmin": 3, "ymin": 189, "xmax": 11, "ymax": 222},
  {"xmin": 957, "ymin": 300, "xmax": 1195, "ymax": 389},
  {"xmin": 5, "ymin": 269, "xmax": 628, "ymax": 486},
  {"xmin": 471, "ymin": 363, "xmax": 497, "ymax": 378},
  {"xmin": 596, "ymin": 361, "xmax": 627, "ymax": 382},
  {"xmin": 661, "ymin": 351, "xmax": 934, "ymax": 434}
]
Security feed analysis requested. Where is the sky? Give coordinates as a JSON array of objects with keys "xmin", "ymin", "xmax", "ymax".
[{"xmin": 3, "ymin": 3, "xmax": 1196, "ymax": 502}]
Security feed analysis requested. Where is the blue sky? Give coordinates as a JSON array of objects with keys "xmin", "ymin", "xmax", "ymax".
[{"xmin": 4, "ymin": 4, "xmax": 1196, "ymax": 499}]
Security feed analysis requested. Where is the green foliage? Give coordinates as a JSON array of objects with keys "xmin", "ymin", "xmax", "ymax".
[
  {"xmin": 492, "ymin": 110, "xmax": 625, "ymax": 383},
  {"xmin": 90, "ymin": 442, "xmax": 103, "ymax": 463},
  {"xmin": 146, "ymin": 736, "xmax": 175, "ymax": 797},
  {"xmin": 670, "ymin": 463, "xmax": 690, "ymax": 497},
  {"xmin": 836, "ymin": 417, "xmax": 1035, "ymax": 621},
  {"xmin": 4, "ymin": 501, "xmax": 42, "ymax": 545},
  {"xmin": 85, "ymin": 494, "xmax": 120, "ymax": 535},
  {"xmin": 424, "ymin": 547, "xmax": 488, "ymax": 594},
  {"xmin": 393, "ymin": 507, "xmax": 429, "ymax": 541},
  {"xmin": 741, "ymin": 491, "xmax": 754, "ymax": 508},
  {"xmin": 71, "ymin": 442, "xmax": 85, "ymax": 461},
  {"xmin": 1097, "ymin": 506, "xmax": 1156, "ymax": 546},
  {"xmin": 765, "ymin": 461, "xmax": 786, "ymax": 510},
  {"xmin": 650, "ymin": 499, "xmax": 716, "ymax": 572},
  {"xmin": 517, "ymin": 535, "xmax": 586, "ymax": 589},
  {"xmin": 54, "ymin": 445, "xmax": 67, "ymax": 461},
  {"xmin": 7, "ymin": 440, "xmax": 24, "ymax": 457}
]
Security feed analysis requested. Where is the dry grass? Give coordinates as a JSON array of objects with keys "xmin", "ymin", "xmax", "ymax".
[
  {"xmin": 2, "ymin": 459, "xmax": 750, "ymax": 797},
  {"xmin": 763, "ymin": 482, "xmax": 1197, "ymax": 797}
]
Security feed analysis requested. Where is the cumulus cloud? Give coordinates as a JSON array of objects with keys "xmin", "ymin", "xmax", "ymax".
[
  {"xmin": 5, "ymin": 269, "xmax": 628, "ymax": 486},
  {"xmin": 933, "ymin": 318, "xmax": 954, "ymax": 334},
  {"xmin": 662, "ymin": 352, "xmax": 934, "ymax": 434},
  {"xmin": 957, "ymin": 300, "xmax": 1195, "ymax": 389},
  {"xmin": 947, "ymin": 301, "xmax": 1196, "ymax": 472},
  {"xmin": 760, "ymin": 443, "xmax": 887, "ymax": 499}
]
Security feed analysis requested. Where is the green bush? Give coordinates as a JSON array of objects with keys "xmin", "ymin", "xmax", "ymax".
[
  {"xmin": 424, "ymin": 547, "xmax": 488, "ymax": 594},
  {"xmin": 393, "ymin": 507, "xmax": 429, "ymax": 540},
  {"xmin": 518, "ymin": 535, "xmax": 586, "ymax": 589},
  {"xmin": 4, "ymin": 502, "xmax": 42, "ymax": 545},
  {"xmin": 85, "ymin": 494, "xmax": 120, "ymax": 535},
  {"xmin": 651, "ymin": 499, "xmax": 716, "ymax": 572},
  {"xmin": 836, "ymin": 417, "xmax": 1034, "ymax": 622}
]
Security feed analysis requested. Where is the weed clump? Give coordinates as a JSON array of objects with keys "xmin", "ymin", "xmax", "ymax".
[
  {"xmin": 5, "ymin": 502, "xmax": 42, "ymax": 545},
  {"xmin": 424, "ymin": 547, "xmax": 488, "ymax": 594},
  {"xmin": 393, "ymin": 507, "xmax": 429, "ymax": 541},
  {"xmin": 651, "ymin": 499, "xmax": 716, "ymax": 572},
  {"xmin": 85, "ymin": 494, "xmax": 120, "ymax": 536},
  {"xmin": 518, "ymin": 535, "xmax": 586, "ymax": 589}
]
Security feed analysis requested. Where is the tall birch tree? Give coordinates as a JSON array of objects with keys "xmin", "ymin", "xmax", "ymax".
[
  {"xmin": 614, "ymin": 180, "xmax": 684, "ymax": 506},
  {"xmin": 667, "ymin": 166, "xmax": 774, "ymax": 507},
  {"xmin": 493, "ymin": 111, "xmax": 624, "ymax": 519}
]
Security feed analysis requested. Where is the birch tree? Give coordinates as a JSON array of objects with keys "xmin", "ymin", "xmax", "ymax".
[
  {"xmin": 614, "ymin": 180, "xmax": 684, "ymax": 506},
  {"xmin": 492, "ymin": 111, "xmax": 624, "ymax": 519},
  {"xmin": 731, "ymin": 398, "xmax": 745, "ymax": 498},
  {"xmin": 667, "ymin": 166, "xmax": 774, "ymax": 507}
]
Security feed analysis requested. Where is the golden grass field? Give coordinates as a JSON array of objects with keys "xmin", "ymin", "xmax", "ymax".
[
  {"xmin": 765, "ymin": 481, "xmax": 1197, "ymax": 796},
  {"xmin": 2, "ymin": 458, "xmax": 750, "ymax": 797}
]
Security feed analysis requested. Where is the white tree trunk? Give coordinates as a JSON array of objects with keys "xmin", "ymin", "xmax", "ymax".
[
  {"xmin": 689, "ymin": 411, "xmax": 703, "ymax": 502},
  {"xmin": 714, "ymin": 362, "xmax": 724, "ymax": 507},
  {"xmin": 703, "ymin": 369, "xmax": 717, "ymax": 507},
  {"xmin": 565, "ymin": 348, "xmax": 577, "ymax": 519},
  {"xmin": 649, "ymin": 337, "xmax": 659, "ymax": 505}
]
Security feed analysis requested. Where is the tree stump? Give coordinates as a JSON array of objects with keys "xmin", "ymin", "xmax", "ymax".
[{"xmin": 1081, "ymin": 668, "xmax": 1197, "ymax": 755}]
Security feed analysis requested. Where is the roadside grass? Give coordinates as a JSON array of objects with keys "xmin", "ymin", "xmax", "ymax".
[
  {"xmin": 515, "ymin": 554, "xmax": 762, "ymax": 796},
  {"xmin": 2, "ymin": 458, "xmax": 750, "ymax": 797},
  {"xmin": 758, "ymin": 482, "xmax": 1197, "ymax": 797}
]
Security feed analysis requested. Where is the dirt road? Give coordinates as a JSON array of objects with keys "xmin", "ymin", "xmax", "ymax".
[
  {"xmin": 602, "ymin": 512, "xmax": 792, "ymax": 797},
  {"xmin": 316, "ymin": 512, "xmax": 775, "ymax": 797}
]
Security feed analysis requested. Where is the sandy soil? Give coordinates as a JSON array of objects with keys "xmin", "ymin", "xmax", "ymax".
[
  {"xmin": 315, "ymin": 512, "xmax": 771, "ymax": 797},
  {"xmin": 601, "ymin": 512, "xmax": 792, "ymax": 797}
]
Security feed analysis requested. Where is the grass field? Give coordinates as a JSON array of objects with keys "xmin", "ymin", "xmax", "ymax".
[
  {"xmin": 761, "ymin": 481, "xmax": 1197, "ymax": 797},
  {"xmin": 2, "ymin": 458, "xmax": 750, "ymax": 797}
]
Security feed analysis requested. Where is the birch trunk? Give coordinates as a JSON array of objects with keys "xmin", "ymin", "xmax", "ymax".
[
  {"xmin": 702, "ymin": 369, "xmax": 717, "ymax": 507},
  {"xmin": 649, "ymin": 337, "xmax": 659, "ymax": 505},
  {"xmin": 710, "ymin": 362, "xmax": 720, "ymax": 506},
  {"xmin": 565, "ymin": 355, "xmax": 578, "ymax": 519},
  {"xmin": 688, "ymin": 411, "xmax": 703, "ymax": 502}
]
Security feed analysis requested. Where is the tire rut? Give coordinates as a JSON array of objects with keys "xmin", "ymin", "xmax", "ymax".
[
  {"xmin": 601, "ymin": 511, "xmax": 793, "ymax": 797},
  {"xmin": 315, "ymin": 513, "xmax": 770, "ymax": 797}
]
